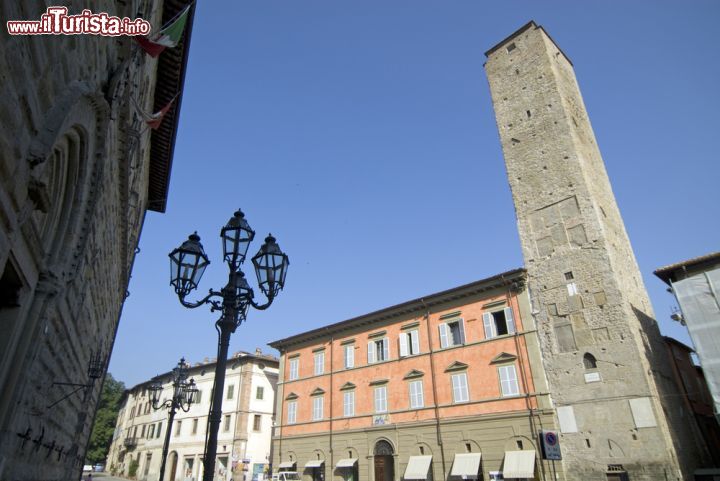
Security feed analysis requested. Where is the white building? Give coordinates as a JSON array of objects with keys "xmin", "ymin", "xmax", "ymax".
[{"xmin": 107, "ymin": 350, "xmax": 278, "ymax": 481}]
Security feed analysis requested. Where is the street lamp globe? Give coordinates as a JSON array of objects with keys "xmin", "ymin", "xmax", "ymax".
[
  {"xmin": 184, "ymin": 378, "xmax": 198, "ymax": 405},
  {"xmin": 149, "ymin": 381, "xmax": 163, "ymax": 408},
  {"xmin": 169, "ymin": 232, "xmax": 210, "ymax": 296},
  {"xmin": 221, "ymin": 209, "xmax": 255, "ymax": 269},
  {"xmin": 252, "ymin": 234, "xmax": 289, "ymax": 298}
]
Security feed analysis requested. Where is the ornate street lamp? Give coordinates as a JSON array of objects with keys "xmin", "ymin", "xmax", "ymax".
[
  {"xmin": 150, "ymin": 357, "xmax": 198, "ymax": 481},
  {"xmin": 168, "ymin": 209, "xmax": 289, "ymax": 481}
]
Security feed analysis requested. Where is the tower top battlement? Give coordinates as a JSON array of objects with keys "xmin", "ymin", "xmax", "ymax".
[{"xmin": 484, "ymin": 20, "xmax": 573, "ymax": 66}]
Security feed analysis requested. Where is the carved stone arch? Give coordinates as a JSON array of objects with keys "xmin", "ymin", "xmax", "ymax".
[
  {"xmin": 373, "ymin": 438, "xmax": 395, "ymax": 456},
  {"xmin": 311, "ymin": 448, "xmax": 325, "ymax": 461},
  {"xmin": 502, "ymin": 435, "xmax": 536, "ymax": 451},
  {"xmin": 459, "ymin": 439, "xmax": 481, "ymax": 453},
  {"xmin": 26, "ymin": 82, "xmax": 110, "ymax": 283},
  {"xmin": 414, "ymin": 441, "xmax": 433, "ymax": 456},
  {"xmin": 0, "ymin": 84, "xmax": 110, "ymax": 441}
]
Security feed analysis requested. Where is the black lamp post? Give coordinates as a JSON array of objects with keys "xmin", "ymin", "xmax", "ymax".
[
  {"xmin": 168, "ymin": 209, "xmax": 289, "ymax": 481},
  {"xmin": 149, "ymin": 358, "xmax": 198, "ymax": 481}
]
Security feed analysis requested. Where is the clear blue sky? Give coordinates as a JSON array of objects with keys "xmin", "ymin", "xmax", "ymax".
[{"xmin": 109, "ymin": 1, "xmax": 720, "ymax": 387}]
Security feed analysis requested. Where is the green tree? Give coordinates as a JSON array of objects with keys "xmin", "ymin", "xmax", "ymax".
[{"xmin": 86, "ymin": 373, "xmax": 125, "ymax": 465}]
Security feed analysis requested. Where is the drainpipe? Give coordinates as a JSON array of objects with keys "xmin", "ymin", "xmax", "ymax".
[
  {"xmin": 327, "ymin": 328, "xmax": 334, "ymax": 478},
  {"xmin": 276, "ymin": 350, "xmax": 285, "ymax": 473},
  {"xmin": 421, "ymin": 298, "xmax": 446, "ymax": 481}
]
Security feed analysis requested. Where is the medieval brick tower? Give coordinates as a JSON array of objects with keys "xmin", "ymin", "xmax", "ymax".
[{"xmin": 484, "ymin": 22, "xmax": 706, "ymax": 480}]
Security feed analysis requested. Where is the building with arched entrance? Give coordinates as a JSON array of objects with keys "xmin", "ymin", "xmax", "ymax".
[{"xmin": 270, "ymin": 269, "xmax": 557, "ymax": 481}]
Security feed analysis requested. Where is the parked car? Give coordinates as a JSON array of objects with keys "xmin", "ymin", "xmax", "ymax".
[
  {"xmin": 94, "ymin": 464, "xmax": 104, "ymax": 472},
  {"xmin": 271, "ymin": 472, "xmax": 301, "ymax": 481}
]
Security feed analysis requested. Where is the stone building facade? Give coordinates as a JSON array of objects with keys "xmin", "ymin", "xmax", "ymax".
[
  {"xmin": 106, "ymin": 351, "xmax": 278, "ymax": 481},
  {"xmin": 0, "ymin": 1, "xmax": 195, "ymax": 479},
  {"xmin": 484, "ymin": 21, "xmax": 708, "ymax": 480},
  {"xmin": 270, "ymin": 269, "xmax": 563, "ymax": 481}
]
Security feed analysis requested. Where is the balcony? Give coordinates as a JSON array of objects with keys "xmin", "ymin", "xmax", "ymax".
[{"xmin": 123, "ymin": 437, "xmax": 138, "ymax": 448}]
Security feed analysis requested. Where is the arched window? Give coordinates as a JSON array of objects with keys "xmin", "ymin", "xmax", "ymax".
[{"xmin": 583, "ymin": 353, "xmax": 597, "ymax": 370}]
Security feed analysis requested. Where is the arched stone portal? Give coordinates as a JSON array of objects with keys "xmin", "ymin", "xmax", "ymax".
[{"xmin": 373, "ymin": 440, "xmax": 395, "ymax": 481}]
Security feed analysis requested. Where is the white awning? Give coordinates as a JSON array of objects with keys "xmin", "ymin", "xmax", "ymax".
[
  {"xmin": 450, "ymin": 453, "xmax": 482, "ymax": 478},
  {"xmin": 278, "ymin": 462, "xmax": 296, "ymax": 469},
  {"xmin": 403, "ymin": 455, "xmax": 433, "ymax": 480},
  {"xmin": 336, "ymin": 458, "xmax": 358, "ymax": 468},
  {"xmin": 502, "ymin": 451, "xmax": 535, "ymax": 479},
  {"xmin": 305, "ymin": 460, "xmax": 324, "ymax": 469}
]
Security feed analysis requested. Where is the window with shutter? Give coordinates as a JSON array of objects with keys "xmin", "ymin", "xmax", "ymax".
[
  {"xmin": 439, "ymin": 323, "xmax": 449, "ymax": 348},
  {"xmin": 484, "ymin": 308, "xmax": 517, "ymax": 338},
  {"xmin": 410, "ymin": 330, "xmax": 420, "ymax": 354},
  {"xmin": 343, "ymin": 391, "xmax": 355, "ymax": 417},
  {"xmin": 287, "ymin": 401, "xmax": 297, "ymax": 424},
  {"xmin": 483, "ymin": 312, "xmax": 496, "ymax": 339},
  {"xmin": 498, "ymin": 365, "xmax": 520, "ymax": 397},
  {"xmin": 374, "ymin": 386, "xmax": 388, "ymax": 413},
  {"xmin": 504, "ymin": 307, "xmax": 516, "ymax": 334},
  {"xmin": 399, "ymin": 332, "xmax": 409, "ymax": 357},
  {"xmin": 344, "ymin": 344, "xmax": 354, "ymax": 369},
  {"xmin": 368, "ymin": 341, "xmax": 376, "ymax": 364},
  {"xmin": 409, "ymin": 380, "xmax": 424, "ymax": 409},
  {"xmin": 451, "ymin": 373, "xmax": 469, "ymax": 403}
]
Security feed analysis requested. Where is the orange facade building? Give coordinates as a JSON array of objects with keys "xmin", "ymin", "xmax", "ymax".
[{"xmin": 270, "ymin": 269, "xmax": 560, "ymax": 481}]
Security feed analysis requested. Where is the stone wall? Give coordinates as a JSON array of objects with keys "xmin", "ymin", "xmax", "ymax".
[
  {"xmin": 484, "ymin": 21, "xmax": 707, "ymax": 480},
  {"xmin": 0, "ymin": 1, "xmax": 182, "ymax": 479}
]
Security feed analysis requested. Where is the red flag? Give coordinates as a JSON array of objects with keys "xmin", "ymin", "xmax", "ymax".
[
  {"xmin": 146, "ymin": 96, "xmax": 177, "ymax": 130},
  {"xmin": 134, "ymin": 35, "xmax": 165, "ymax": 58}
]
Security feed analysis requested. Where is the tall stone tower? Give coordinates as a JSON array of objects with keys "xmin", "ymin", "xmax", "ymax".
[{"xmin": 484, "ymin": 22, "xmax": 705, "ymax": 480}]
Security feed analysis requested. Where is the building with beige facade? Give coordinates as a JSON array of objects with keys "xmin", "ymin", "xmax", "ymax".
[
  {"xmin": 106, "ymin": 350, "xmax": 278, "ymax": 481},
  {"xmin": 0, "ymin": 1, "xmax": 195, "ymax": 479},
  {"xmin": 270, "ymin": 269, "xmax": 561, "ymax": 481}
]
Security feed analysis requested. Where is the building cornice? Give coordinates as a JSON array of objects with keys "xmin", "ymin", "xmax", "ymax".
[{"xmin": 269, "ymin": 268, "xmax": 526, "ymax": 350}]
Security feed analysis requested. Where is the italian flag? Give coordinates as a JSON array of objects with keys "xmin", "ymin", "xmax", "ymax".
[
  {"xmin": 146, "ymin": 95, "xmax": 178, "ymax": 130},
  {"xmin": 135, "ymin": 5, "xmax": 191, "ymax": 58}
]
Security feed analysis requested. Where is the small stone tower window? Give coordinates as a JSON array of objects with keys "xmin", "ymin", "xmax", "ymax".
[
  {"xmin": 506, "ymin": 42, "xmax": 516, "ymax": 53},
  {"xmin": 583, "ymin": 353, "xmax": 597, "ymax": 370}
]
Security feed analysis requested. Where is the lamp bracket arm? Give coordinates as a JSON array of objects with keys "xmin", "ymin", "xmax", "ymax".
[
  {"xmin": 179, "ymin": 289, "xmax": 223, "ymax": 309},
  {"xmin": 249, "ymin": 294, "xmax": 274, "ymax": 311}
]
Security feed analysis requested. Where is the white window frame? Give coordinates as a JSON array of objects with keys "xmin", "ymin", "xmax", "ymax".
[
  {"xmin": 314, "ymin": 351, "xmax": 325, "ymax": 376},
  {"xmin": 498, "ymin": 364, "xmax": 520, "ymax": 397},
  {"xmin": 312, "ymin": 396, "xmax": 324, "ymax": 421},
  {"xmin": 374, "ymin": 386, "xmax": 388, "ymax": 413},
  {"xmin": 399, "ymin": 330, "xmax": 421, "ymax": 357},
  {"xmin": 451, "ymin": 372, "xmax": 469, "ymax": 403},
  {"xmin": 288, "ymin": 357, "xmax": 299, "ymax": 380},
  {"xmin": 313, "ymin": 396, "xmax": 325, "ymax": 421},
  {"xmin": 368, "ymin": 337, "xmax": 389, "ymax": 364},
  {"xmin": 343, "ymin": 390, "xmax": 355, "ymax": 417},
  {"xmin": 409, "ymin": 380, "xmax": 424, "ymax": 409},
  {"xmin": 287, "ymin": 401, "xmax": 297, "ymax": 424},
  {"xmin": 344, "ymin": 344, "xmax": 355, "ymax": 369},
  {"xmin": 439, "ymin": 319, "xmax": 466, "ymax": 348},
  {"xmin": 482, "ymin": 307, "xmax": 517, "ymax": 339}
]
